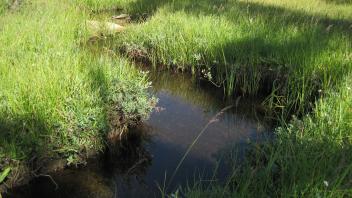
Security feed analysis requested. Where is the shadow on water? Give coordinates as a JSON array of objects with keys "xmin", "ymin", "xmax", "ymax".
[{"xmin": 5, "ymin": 70, "xmax": 273, "ymax": 198}]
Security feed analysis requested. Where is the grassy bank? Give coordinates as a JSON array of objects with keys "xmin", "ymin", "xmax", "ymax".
[
  {"xmin": 0, "ymin": 0, "xmax": 153, "ymax": 189},
  {"xmin": 88, "ymin": 0, "xmax": 351, "ymax": 118},
  {"xmin": 0, "ymin": 0, "xmax": 9, "ymax": 14},
  {"xmin": 78, "ymin": 0, "xmax": 352, "ymax": 197},
  {"xmin": 185, "ymin": 78, "xmax": 352, "ymax": 197},
  {"xmin": 1, "ymin": 0, "xmax": 351, "ymax": 196}
]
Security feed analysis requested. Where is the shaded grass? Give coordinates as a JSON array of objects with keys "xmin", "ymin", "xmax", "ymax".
[
  {"xmin": 0, "ymin": 0, "xmax": 154, "ymax": 187},
  {"xmin": 77, "ymin": 0, "xmax": 352, "ymax": 197},
  {"xmin": 0, "ymin": 0, "xmax": 10, "ymax": 14},
  {"xmin": 86, "ymin": 0, "xmax": 352, "ymax": 118},
  {"xmin": 184, "ymin": 77, "xmax": 352, "ymax": 197},
  {"xmin": 1, "ymin": 0, "xmax": 351, "ymax": 196}
]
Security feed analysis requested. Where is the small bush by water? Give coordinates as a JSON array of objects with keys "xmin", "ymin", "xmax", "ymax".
[
  {"xmin": 0, "ymin": 0, "xmax": 351, "ymax": 197},
  {"xmin": 0, "ymin": 0, "xmax": 154, "ymax": 189},
  {"xmin": 79, "ymin": 0, "xmax": 352, "ymax": 197},
  {"xmin": 95, "ymin": 0, "xmax": 352, "ymax": 119}
]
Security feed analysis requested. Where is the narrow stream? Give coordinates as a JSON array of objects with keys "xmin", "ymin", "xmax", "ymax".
[{"xmin": 6, "ymin": 70, "xmax": 272, "ymax": 198}]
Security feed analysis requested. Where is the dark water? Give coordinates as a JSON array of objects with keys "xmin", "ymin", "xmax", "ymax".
[{"xmin": 6, "ymin": 71, "xmax": 271, "ymax": 198}]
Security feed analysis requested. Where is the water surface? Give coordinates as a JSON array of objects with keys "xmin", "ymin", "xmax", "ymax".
[{"xmin": 7, "ymin": 70, "xmax": 271, "ymax": 198}]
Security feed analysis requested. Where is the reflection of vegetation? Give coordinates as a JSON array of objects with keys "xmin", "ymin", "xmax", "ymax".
[
  {"xmin": 6, "ymin": 126, "xmax": 153, "ymax": 197},
  {"xmin": 0, "ymin": 0, "xmax": 350, "ymax": 196},
  {"xmin": 88, "ymin": 0, "xmax": 351, "ymax": 117},
  {"xmin": 149, "ymin": 71, "xmax": 223, "ymax": 110},
  {"xmin": 149, "ymin": 70, "xmax": 267, "ymax": 122},
  {"xmin": 0, "ymin": 0, "xmax": 153, "ymax": 190},
  {"xmin": 78, "ymin": 0, "xmax": 352, "ymax": 196},
  {"xmin": 7, "ymin": 166, "xmax": 114, "ymax": 198},
  {"xmin": 186, "ymin": 78, "xmax": 352, "ymax": 197},
  {"xmin": 105, "ymin": 125, "xmax": 152, "ymax": 176}
]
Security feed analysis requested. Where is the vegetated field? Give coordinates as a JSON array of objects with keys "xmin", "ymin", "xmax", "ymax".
[
  {"xmin": 0, "ymin": 0, "xmax": 154, "ymax": 189},
  {"xmin": 0, "ymin": 0, "xmax": 351, "ymax": 197},
  {"xmin": 82, "ymin": 0, "xmax": 352, "ymax": 196}
]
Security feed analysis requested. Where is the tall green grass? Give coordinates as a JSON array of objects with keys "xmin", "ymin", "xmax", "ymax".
[
  {"xmin": 0, "ymin": 0, "xmax": 9, "ymax": 14},
  {"xmin": 1, "ymin": 0, "xmax": 351, "ymax": 196},
  {"xmin": 0, "ymin": 0, "xmax": 153, "ymax": 186},
  {"xmin": 78, "ymin": 0, "xmax": 352, "ymax": 196},
  {"xmin": 184, "ymin": 76, "xmax": 352, "ymax": 197},
  {"xmin": 89, "ymin": 0, "xmax": 352, "ymax": 118}
]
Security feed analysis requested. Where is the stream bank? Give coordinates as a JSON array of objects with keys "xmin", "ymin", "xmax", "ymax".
[
  {"xmin": 5, "ymin": 70, "xmax": 273, "ymax": 198},
  {"xmin": 0, "ymin": 0, "xmax": 154, "ymax": 193}
]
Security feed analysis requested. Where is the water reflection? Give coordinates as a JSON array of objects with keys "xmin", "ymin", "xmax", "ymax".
[
  {"xmin": 114, "ymin": 70, "xmax": 271, "ymax": 197},
  {"xmin": 6, "ymin": 70, "xmax": 271, "ymax": 198}
]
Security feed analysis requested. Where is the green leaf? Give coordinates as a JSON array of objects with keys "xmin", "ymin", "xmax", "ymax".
[{"xmin": 0, "ymin": 167, "xmax": 11, "ymax": 183}]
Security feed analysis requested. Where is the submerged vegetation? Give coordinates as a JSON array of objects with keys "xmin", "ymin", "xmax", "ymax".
[{"xmin": 0, "ymin": 0, "xmax": 351, "ymax": 197}]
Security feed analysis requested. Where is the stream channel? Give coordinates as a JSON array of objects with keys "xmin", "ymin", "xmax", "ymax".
[{"xmin": 6, "ymin": 70, "xmax": 272, "ymax": 198}]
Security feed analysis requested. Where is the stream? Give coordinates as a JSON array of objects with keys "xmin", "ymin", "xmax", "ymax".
[{"xmin": 6, "ymin": 70, "xmax": 272, "ymax": 198}]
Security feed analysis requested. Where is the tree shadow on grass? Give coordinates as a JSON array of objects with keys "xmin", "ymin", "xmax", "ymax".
[
  {"xmin": 124, "ymin": 0, "xmax": 351, "ymax": 35},
  {"xmin": 0, "ymin": 114, "xmax": 52, "ymax": 162},
  {"xmin": 0, "ymin": 112, "xmax": 56, "ymax": 190},
  {"xmin": 116, "ymin": 0, "xmax": 351, "ymax": 116},
  {"xmin": 322, "ymin": 0, "xmax": 352, "ymax": 5},
  {"xmin": 209, "ymin": 28, "xmax": 342, "ymax": 109},
  {"xmin": 120, "ymin": 0, "xmax": 351, "ymax": 77},
  {"xmin": 121, "ymin": 0, "xmax": 352, "ymax": 75}
]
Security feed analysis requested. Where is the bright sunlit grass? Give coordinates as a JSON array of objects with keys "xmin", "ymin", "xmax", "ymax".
[
  {"xmin": 78, "ymin": 0, "xmax": 352, "ymax": 196},
  {"xmin": 0, "ymin": 0, "xmax": 153, "ymax": 185},
  {"xmin": 0, "ymin": 0, "xmax": 351, "ymax": 196}
]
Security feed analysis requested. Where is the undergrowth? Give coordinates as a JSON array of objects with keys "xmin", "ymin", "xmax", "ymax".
[
  {"xmin": 78, "ymin": 0, "xmax": 352, "ymax": 197},
  {"xmin": 87, "ymin": 0, "xmax": 352, "ymax": 119},
  {"xmin": 0, "ymin": 0, "xmax": 154, "ymax": 188},
  {"xmin": 0, "ymin": 0, "xmax": 351, "ymax": 197},
  {"xmin": 185, "ymin": 77, "xmax": 352, "ymax": 197}
]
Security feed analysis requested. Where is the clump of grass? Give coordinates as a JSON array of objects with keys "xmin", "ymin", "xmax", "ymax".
[
  {"xmin": 183, "ymin": 76, "xmax": 352, "ymax": 197},
  {"xmin": 93, "ymin": 0, "xmax": 352, "ymax": 119},
  {"xmin": 77, "ymin": 0, "xmax": 128, "ymax": 11},
  {"xmin": 0, "ymin": 0, "xmax": 154, "ymax": 188},
  {"xmin": 0, "ymin": 0, "xmax": 10, "ymax": 14},
  {"xmin": 78, "ymin": 0, "xmax": 352, "ymax": 197}
]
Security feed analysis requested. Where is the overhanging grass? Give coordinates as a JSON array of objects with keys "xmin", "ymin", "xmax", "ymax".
[
  {"xmin": 0, "ymin": 0, "xmax": 351, "ymax": 196},
  {"xmin": 0, "ymin": 0, "xmax": 153, "ymax": 185},
  {"xmin": 90, "ymin": 0, "xmax": 352, "ymax": 118},
  {"xmin": 184, "ymin": 77, "xmax": 352, "ymax": 197},
  {"xmin": 78, "ymin": 0, "xmax": 352, "ymax": 196}
]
